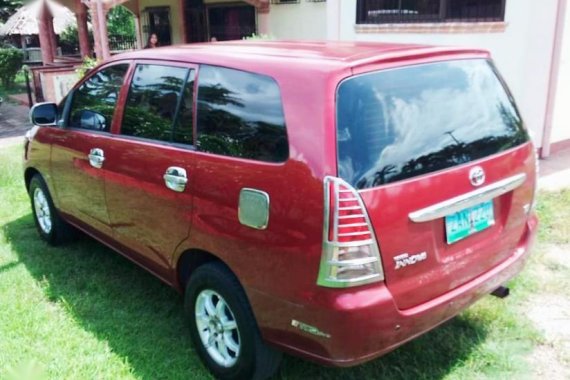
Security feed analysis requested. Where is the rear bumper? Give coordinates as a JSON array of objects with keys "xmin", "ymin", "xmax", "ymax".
[{"xmin": 257, "ymin": 214, "xmax": 538, "ymax": 366}]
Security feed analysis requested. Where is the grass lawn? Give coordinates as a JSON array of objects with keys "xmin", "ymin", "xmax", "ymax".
[{"xmin": 0, "ymin": 141, "xmax": 568, "ymax": 379}]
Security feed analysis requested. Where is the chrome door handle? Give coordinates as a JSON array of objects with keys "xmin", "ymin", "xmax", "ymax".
[
  {"xmin": 88, "ymin": 148, "xmax": 105, "ymax": 168},
  {"xmin": 164, "ymin": 166, "xmax": 188, "ymax": 192}
]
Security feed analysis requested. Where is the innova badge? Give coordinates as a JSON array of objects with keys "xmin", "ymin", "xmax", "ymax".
[{"xmin": 469, "ymin": 166, "xmax": 486, "ymax": 187}]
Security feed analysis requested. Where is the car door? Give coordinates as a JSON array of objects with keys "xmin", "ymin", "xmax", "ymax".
[
  {"xmin": 49, "ymin": 63, "xmax": 131, "ymax": 237},
  {"xmin": 103, "ymin": 61, "xmax": 197, "ymax": 278}
]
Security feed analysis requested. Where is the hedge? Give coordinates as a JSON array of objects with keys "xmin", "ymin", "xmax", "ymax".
[{"xmin": 0, "ymin": 48, "xmax": 24, "ymax": 88}]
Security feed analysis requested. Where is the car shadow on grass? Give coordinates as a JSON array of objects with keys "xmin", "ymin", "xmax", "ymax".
[{"xmin": 4, "ymin": 214, "xmax": 489, "ymax": 380}]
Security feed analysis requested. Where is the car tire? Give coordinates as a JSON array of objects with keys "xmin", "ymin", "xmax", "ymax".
[
  {"xmin": 185, "ymin": 262, "xmax": 282, "ymax": 380},
  {"xmin": 29, "ymin": 174, "xmax": 75, "ymax": 245}
]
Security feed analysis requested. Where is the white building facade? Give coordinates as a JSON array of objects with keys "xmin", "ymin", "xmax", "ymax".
[{"xmin": 265, "ymin": 0, "xmax": 569, "ymax": 157}]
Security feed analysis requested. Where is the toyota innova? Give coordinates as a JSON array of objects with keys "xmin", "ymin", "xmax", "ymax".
[{"xmin": 24, "ymin": 41, "xmax": 538, "ymax": 379}]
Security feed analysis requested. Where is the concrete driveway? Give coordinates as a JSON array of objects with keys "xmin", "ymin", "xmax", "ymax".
[{"xmin": 0, "ymin": 101, "xmax": 31, "ymax": 147}]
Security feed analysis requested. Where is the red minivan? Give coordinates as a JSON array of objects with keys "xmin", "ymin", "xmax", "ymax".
[{"xmin": 24, "ymin": 41, "xmax": 538, "ymax": 379}]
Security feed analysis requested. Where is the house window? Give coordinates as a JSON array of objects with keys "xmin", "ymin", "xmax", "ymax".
[
  {"xmin": 356, "ymin": 0, "xmax": 506, "ymax": 24},
  {"xmin": 270, "ymin": 0, "xmax": 300, "ymax": 4}
]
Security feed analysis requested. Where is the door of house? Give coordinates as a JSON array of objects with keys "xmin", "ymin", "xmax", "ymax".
[
  {"xmin": 207, "ymin": 4, "xmax": 256, "ymax": 41},
  {"xmin": 146, "ymin": 7, "xmax": 172, "ymax": 46},
  {"xmin": 185, "ymin": 0, "xmax": 206, "ymax": 43}
]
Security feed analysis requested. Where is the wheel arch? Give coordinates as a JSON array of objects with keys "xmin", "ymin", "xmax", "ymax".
[
  {"xmin": 24, "ymin": 167, "xmax": 41, "ymax": 191},
  {"xmin": 176, "ymin": 248, "xmax": 236, "ymax": 292}
]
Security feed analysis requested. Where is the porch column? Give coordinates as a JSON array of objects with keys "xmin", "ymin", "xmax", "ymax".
[
  {"xmin": 37, "ymin": 2, "xmax": 54, "ymax": 64},
  {"xmin": 90, "ymin": 4, "xmax": 102, "ymax": 58},
  {"xmin": 245, "ymin": 0, "xmax": 270, "ymax": 35},
  {"xmin": 134, "ymin": 15, "xmax": 143, "ymax": 49},
  {"xmin": 96, "ymin": 0, "xmax": 111, "ymax": 59},
  {"xmin": 258, "ymin": 12, "xmax": 269, "ymax": 35},
  {"xmin": 75, "ymin": 0, "xmax": 91, "ymax": 57},
  {"xmin": 89, "ymin": 0, "xmax": 110, "ymax": 60},
  {"xmin": 47, "ymin": 13, "xmax": 58, "ymax": 57}
]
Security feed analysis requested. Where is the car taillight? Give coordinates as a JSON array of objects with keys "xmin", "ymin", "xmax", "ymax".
[
  {"xmin": 317, "ymin": 176, "xmax": 384, "ymax": 288},
  {"xmin": 530, "ymin": 145, "xmax": 540, "ymax": 213}
]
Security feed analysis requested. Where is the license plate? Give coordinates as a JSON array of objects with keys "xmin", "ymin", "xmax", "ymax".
[{"xmin": 445, "ymin": 201, "xmax": 495, "ymax": 244}]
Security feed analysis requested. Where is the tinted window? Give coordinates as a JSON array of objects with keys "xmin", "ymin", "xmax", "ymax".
[
  {"xmin": 196, "ymin": 65, "xmax": 288, "ymax": 162},
  {"xmin": 337, "ymin": 59, "xmax": 529, "ymax": 189},
  {"xmin": 122, "ymin": 64, "xmax": 192, "ymax": 142},
  {"xmin": 69, "ymin": 64, "xmax": 128, "ymax": 131}
]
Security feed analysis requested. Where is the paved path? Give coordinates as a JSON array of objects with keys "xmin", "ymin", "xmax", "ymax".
[
  {"xmin": 0, "ymin": 101, "xmax": 31, "ymax": 147},
  {"xmin": 539, "ymin": 147, "xmax": 570, "ymax": 192}
]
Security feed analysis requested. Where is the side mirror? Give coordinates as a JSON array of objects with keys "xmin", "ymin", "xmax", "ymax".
[{"xmin": 30, "ymin": 102, "xmax": 57, "ymax": 126}]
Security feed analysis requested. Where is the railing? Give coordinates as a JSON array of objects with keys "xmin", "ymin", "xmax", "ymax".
[
  {"xmin": 356, "ymin": 0, "xmax": 506, "ymax": 24},
  {"xmin": 109, "ymin": 35, "xmax": 138, "ymax": 52},
  {"xmin": 23, "ymin": 47, "xmax": 62, "ymax": 63}
]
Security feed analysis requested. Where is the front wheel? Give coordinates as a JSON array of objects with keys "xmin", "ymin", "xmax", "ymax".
[
  {"xmin": 185, "ymin": 262, "xmax": 282, "ymax": 380},
  {"xmin": 29, "ymin": 174, "xmax": 74, "ymax": 245}
]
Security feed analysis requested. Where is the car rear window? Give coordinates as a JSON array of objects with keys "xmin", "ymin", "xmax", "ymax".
[{"xmin": 336, "ymin": 59, "xmax": 529, "ymax": 189}]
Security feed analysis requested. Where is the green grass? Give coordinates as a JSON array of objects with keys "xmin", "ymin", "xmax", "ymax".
[{"xmin": 0, "ymin": 142, "xmax": 567, "ymax": 379}]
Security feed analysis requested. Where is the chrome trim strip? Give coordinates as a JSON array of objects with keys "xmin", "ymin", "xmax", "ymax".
[
  {"xmin": 338, "ymin": 206, "xmax": 361, "ymax": 211},
  {"xmin": 320, "ymin": 273, "xmax": 381, "ymax": 286},
  {"xmin": 409, "ymin": 173, "xmax": 527, "ymax": 223},
  {"xmin": 328, "ymin": 257, "xmax": 379, "ymax": 267},
  {"xmin": 338, "ymin": 222, "xmax": 369, "ymax": 228},
  {"xmin": 338, "ymin": 214, "xmax": 366, "ymax": 219},
  {"xmin": 337, "ymin": 231, "xmax": 371, "ymax": 237}
]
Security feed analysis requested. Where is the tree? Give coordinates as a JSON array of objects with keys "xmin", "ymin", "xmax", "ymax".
[
  {"xmin": 107, "ymin": 5, "xmax": 135, "ymax": 37},
  {"xmin": 0, "ymin": 0, "xmax": 22, "ymax": 23}
]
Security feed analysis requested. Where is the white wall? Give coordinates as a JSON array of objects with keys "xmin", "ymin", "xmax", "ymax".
[
  {"xmin": 552, "ymin": 3, "xmax": 570, "ymax": 144},
  {"xmin": 267, "ymin": 1, "xmax": 327, "ymax": 40},
  {"xmin": 333, "ymin": 0, "xmax": 560, "ymax": 148}
]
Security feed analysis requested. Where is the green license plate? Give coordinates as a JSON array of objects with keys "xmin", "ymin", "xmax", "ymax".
[{"xmin": 445, "ymin": 201, "xmax": 495, "ymax": 244}]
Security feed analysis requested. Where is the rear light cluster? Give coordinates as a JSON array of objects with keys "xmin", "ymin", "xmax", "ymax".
[
  {"xmin": 317, "ymin": 176, "xmax": 384, "ymax": 288},
  {"xmin": 530, "ymin": 146, "xmax": 540, "ymax": 213}
]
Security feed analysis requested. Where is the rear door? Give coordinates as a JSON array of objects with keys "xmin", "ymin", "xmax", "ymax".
[
  {"xmin": 50, "ymin": 63, "xmax": 130, "ymax": 236},
  {"xmin": 103, "ymin": 61, "xmax": 197, "ymax": 277},
  {"xmin": 336, "ymin": 59, "xmax": 536, "ymax": 309}
]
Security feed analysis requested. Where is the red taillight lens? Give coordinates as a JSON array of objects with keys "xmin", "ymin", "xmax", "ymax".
[{"xmin": 318, "ymin": 177, "xmax": 384, "ymax": 288}]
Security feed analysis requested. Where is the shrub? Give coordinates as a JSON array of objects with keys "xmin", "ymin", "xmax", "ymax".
[
  {"xmin": 0, "ymin": 48, "xmax": 23, "ymax": 88},
  {"xmin": 75, "ymin": 56, "xmax": 99, "ymax": 78}
]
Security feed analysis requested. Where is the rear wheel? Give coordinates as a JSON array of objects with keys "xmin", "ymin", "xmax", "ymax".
[
  {"xmin": 185, "ymin": 262, "xmax": 282, "ymax": 380},
  {"xmin": 29, "ymin": 174, "xmax": 74, "ymax": 245}
]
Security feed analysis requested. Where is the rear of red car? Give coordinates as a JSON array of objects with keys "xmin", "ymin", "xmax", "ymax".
[{"xmin": 299, "ymin": 56, "xmax": 538, "ymax": 364}]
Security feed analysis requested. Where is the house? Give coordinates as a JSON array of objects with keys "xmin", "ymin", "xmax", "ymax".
[
  {"xmin": 265, "ymin": 0, "xmax": 569, "ymax": 158},
  {"xmin": 35, "ymin": 0, "xmax": 569, "ymax": 157}
]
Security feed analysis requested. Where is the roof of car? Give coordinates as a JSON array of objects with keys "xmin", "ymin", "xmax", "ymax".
[{"xmin": 111, "ymin": 40, "xmax": 489, "ymax": 72}]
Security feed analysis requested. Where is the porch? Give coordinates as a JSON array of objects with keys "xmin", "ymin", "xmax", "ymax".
[{"xmin": 39, "ymin": 0, "xmax": 271, "ymax": 64}]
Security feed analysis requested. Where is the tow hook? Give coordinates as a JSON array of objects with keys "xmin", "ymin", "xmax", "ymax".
[{"xmin": 491, "ymin": 286, "xmax": 510, "ymax": 299}]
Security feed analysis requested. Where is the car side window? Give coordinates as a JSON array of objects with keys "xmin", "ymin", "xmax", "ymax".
[
  {"xmin": 196, "ymin": 65, "xmax": 288, "ymax": 163},
  {"xmin": 121, "ymin": 64, "xmax": 194, "ymax": 143},
  {"xmin": 68, "ymin": 64, "xmax": 129, "ymax": 132}
]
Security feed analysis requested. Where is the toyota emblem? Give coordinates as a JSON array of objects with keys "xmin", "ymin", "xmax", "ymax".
[{"xmin": 469, "ymin": 166, "xmax": 486, "ymax": 187}]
